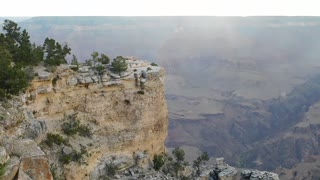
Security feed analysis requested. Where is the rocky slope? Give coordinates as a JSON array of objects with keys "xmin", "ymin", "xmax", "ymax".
[{"xmin": 0, "ymin": 62, "xmax": 168, "ymax": 179}]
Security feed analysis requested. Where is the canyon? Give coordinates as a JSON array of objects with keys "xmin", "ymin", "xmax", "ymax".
[{"xmin": 1, "ymin": 16, "xmax": 320, "ymax": 179}]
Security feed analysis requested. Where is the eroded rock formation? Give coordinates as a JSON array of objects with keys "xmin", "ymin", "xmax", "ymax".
[{"xmin": 0, "ymin": 62, "xmax": 168, "ymax": 179}]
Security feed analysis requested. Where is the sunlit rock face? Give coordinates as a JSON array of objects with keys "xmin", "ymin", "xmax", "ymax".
[{"xmin": 23, "ymin": 64, "xmax": 168, "ymax": 179}]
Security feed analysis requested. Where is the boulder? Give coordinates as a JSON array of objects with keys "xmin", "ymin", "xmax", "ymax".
[
  {"xmin": 1, "ymin": 156, "xmax": 20, "ymax": 180},
  {"xmin": 141, "ymin": 70, "xmax": 147, "ymax": 78},
  {"xmin": 67, "ymin": 76, "xmax": 78, "ymax": 86},
  {"xmin": 112, "ymin": 155, "xmax": 135, "ymax": 171},
  {"xmin": 90, "ymin": 155, "xmax": 135, "ymax": 179},
  {"xmin": 241, "ymin": 169, "xmax": 252, "ymax": 179},
  {"xmin": 78, "ymin": 66, "xmax": 90, "ymax": 73},
  {"xmin": 250, "ymin": 170, "xmax": 279, "ymax": 180},
  {"xmin": 38, "ymin": 72, "xmax": 50, "ymax": 81},
  {"xmin": 62, "ymin": 146, "xmax": 73, "ymax": 155},
  {"xmin": 17, "ymin": 171, "xmax": 33, "ymax": 180},
  {"xmin": 0, "ymin": 147, "xmax": 9, "ymax": 164},
  {"xmin": 76, "ymin": 74, "xmax": 94, "ymax": 84},
  {"xmin": 240, "ymin": 170, "xmax": 279, "ymax": 180},
  {"xmin": 91, "ymin": 75, "xmax": 99, "ymax": 83},
  {"xmin": 101, "ymin": 73, "xmax": 111, "ymax": 82},
  {"xmin": 134, "ymin": 151, "xmax": 150, "ymax": 169},
  {"xmin": 216, "ymin": 157, "xmax": 225, "ymax": 165},
  {"xmin": 218, "ymin": 165, "xmax": 237, "ymax": 179},
  {"xmin": 210, "ymin": 162, "xmax": 237, "ymax": 180},
  {"xmin": 18, "ymin": 156, "xmax": 53, "ymax": 180},
  {"xmin": 8, "ymin": 139, "xmax": 45, "ymax": 157},
  {"xmin": 25, "ymin": 120, "xmax": 47, "ymax": 139}
]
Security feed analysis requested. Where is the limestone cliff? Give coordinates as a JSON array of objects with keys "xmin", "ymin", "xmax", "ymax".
[
  {"xmin": 26, "ymin": 64, "xmax": 167, "ymax": 179},
  {"xmin": 0, "ymin": 61, "xmax": 168, "ymax": 180}
]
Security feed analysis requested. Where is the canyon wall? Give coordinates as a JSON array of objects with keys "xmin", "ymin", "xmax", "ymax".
[{"xmin": 0, "ymin": 64, "xmax": 168, "ymax": 179}]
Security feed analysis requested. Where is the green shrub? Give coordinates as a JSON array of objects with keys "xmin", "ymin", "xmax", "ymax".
[
  {"xmin": 151, "ymin": 62, "xmax": 158, "ymax": 66},
  {"xmin": 24, "ymin": 66, "xmax": 35, "ymax": 82},
  {"xmin": 105, "ymin": 163, "xmax": 116, "ymax": 177},
  {"xmin": 61, "ymin": 119, "xmax": 92, "ymax": 137},
  {"xmin": 61, "ymin": 120, "xmax": 80, "ymax": 136},
  {"xmin": 137, "ymin": 90, "xmax": 144, "ymax": 95},
  {"xmin": 78, "ymin": 125, "xmax": 93, "ymax": 137},
  {"xmin": 95, "ymin": 65, "xmax": 105, "ymax": 75},
  {"xmin": 172, "ymin": 147, "xmax": 185, "ymax": 162},
  {"xmin": 173, "ymin": 162, "xmax": 182, "ymax": 176},
  {"xmin": 147, "ymin": 67, "xmax": 152, "ymax": 71},
  {"xmin": 60, "ymin": 146, "xmax": 88, "ymax": 165},
  {"xmin": 45, "ymin": 133, "xmax": 69, "ymax": 147},
  {"xmin": 60, "ymin": 154, "xmax": 72, "ymax": 164},
  {"xmin": 153, "ymin": 154, "xmax": 165, "ymax": 171},
  {"xmin": 0, "ymin": 163, "xmax": 5, "ymax": 176},
  {"xmin": 50, "ymin": 164, "xmax": 59, "ymax": 180},
  {"xmin": 0, "ymin": 58, "xmax": 28, "ymax": 99},
  {"xmin": 193, "ymin": 152, "xmax": 209, "ymax": 176},
  {"xmin": 52, "ymin": 76, "xmax": 59, "ymax": 86}
]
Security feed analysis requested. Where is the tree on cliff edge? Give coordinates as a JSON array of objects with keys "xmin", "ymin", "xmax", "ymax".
[
  {"xmin": 43, "ymin": 38, "xmax": 71, "ymax": 66},
  {"xmin": 0, "ymin": 46, "xmax": 28, "ymax": 98},
  {"xmin": 111, "ymin": 56, "xmax": 128, "ymax": 76}
]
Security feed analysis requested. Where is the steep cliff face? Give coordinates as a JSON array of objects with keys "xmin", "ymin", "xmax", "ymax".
[{"xmin": 22, "ymin": 64, "xmax": 168, "ymax": 179}]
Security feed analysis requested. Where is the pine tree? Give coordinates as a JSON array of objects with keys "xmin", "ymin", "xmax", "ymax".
[{"xmin": 111, "ymin": 56, "xmax": 128, "ymax": 76}]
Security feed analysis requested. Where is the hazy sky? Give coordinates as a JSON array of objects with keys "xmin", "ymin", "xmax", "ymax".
[{"xmin": 1, "ymin": 0, "xmax": 320, "ymax": 16}]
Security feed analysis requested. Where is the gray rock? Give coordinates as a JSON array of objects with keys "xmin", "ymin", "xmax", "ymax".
[
  {"xmin": 77, "ymin": 76, "xmax": 86, "ymax": 84},
  {"xmin": 84, "ymin": 76, "xmax": 94, "ymax": 83},
  {"xmin": 115, "ymin": 175, "xmax": 121, "ymax": 179},
  {"xmin": 134, "ymin": 152, "xmax": 147, "ymax": 167},
  {"xmin": 250, "ymin": 170, "xmax": 279, "ymax": 180},
  {"xmin": 1, "ymin": 156, "xmax": 20, "ymax": 180},
  {"xmin": 79, "ymin": 66, "xmax": 90, "ymax": 73},
  {"xmin": 24, "ymin": 110, "xmax": 34, "ymax": 120},
  {"xmin": 67, "ymin": 77, "xmax": 78, "ymax": 86},
  {"xmin": 25, "ymin": 120, "xmax": 47, "ymax": 139},
  {"xmin": 218, "ymin": 165, "xmax": 237, "ymax": 178},
  {"xmin": 62, "ymin": 146, "xmax": 73, "ymax": 155},
  {"xmin": 112, "ymin": 155, "xmax": 135, "ymax": 171},
  {"xmin": 91, "ymin": 75, "xmax": 99, "ymax": 83},
  {"xmin": 141, "ymin": 70, "xmax": 147, "ymax": 78},
  {"xmin": 0, "ymin": 147, "xmax": 9, "ymax": 164},
  {"xmin": 129, "ymin": 169, "xmax": 135, "ymax": 176},
  {"xmin": 90, "ymin": 155, "xmax": 135, "ymax": 179},
  {"xmin": 241, "ymin": 169, "xmax": 253, "ymax": 179},
  {"xmin": 8, "ymin": 139, "xmax": 45, "ymax": 157},
  {"xmin": 38, "ymin": 72, "xmax": 50, "ymax": 81},
  {"xmin": 135, "ymin": 151, "xmax": 145, "ymax": 160},
  {"xmin": 68, "ymin": 65, "xmax": 78, "ymax": 69},
  {"xmin": 250, "ymin": 171, "xmax": 263, "ymax": 180},
  {"xmin": 101, "ymin": 73, "xmax": 110, "ymax": 82},
  {"xmin": 77, "ymin": 74, "xmax": 94, "ymax": 84},
  {"xmin": 37, "ymin": 86, "xmax": 51, "ymax": 94},
  {"xmin": 17, "ymin": 171, "xmax": 33, "ymax": 180},
  {"xmin": 266, "ymin": 172, "xmax": 280, "ymax": 180},
  {"xmin": 216, "ymin": 157, "xmax": 225, "ymax": 165}
]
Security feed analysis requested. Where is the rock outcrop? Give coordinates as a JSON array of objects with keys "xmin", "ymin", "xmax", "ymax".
[{"xmin": 21, "ymin": 63, "xmax": 167, "ymax": 179}]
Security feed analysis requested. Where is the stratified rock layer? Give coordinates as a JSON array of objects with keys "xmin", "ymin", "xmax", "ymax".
[{"xmin": 24, "ymin": 65, "xmax": 168, "ymax": 179}]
